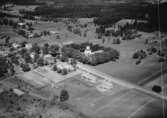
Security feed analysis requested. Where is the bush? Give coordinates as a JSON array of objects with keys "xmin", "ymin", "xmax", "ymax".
[
  {"xmin": 60, "ymin": 89, "xmax": 69, "ymax": 102},
  {"xmin": 61, "ymin": 69, "xmax": 68, "ymax": 75},
  {"xmin": 31, "ymin": 43, "xmax": 40, "ymax": 54},
  {"xmin": 49, "ymin": 44, "xmax": 59, "ymax": 56},
  {"xmin": 21, "ymin": 64, "xmax": 31, "ymax": 72},
  {"xmin": 158, "ymin": 58, "xmax": 166, "ymax": 62},
  {"xmin": 0, "ymin": 56, "xmax": 9, "ymax": 77},
  {"xmin": 132, "ymin": 50, "xmax": 147, "ymax": 60},
  {"xmin": 37, "ymin": 58, "xmax": 44, "ymax": 67},
  {"xmin": 147, "ymin": 46, "xmax": 157, "ymax": 53},
  {"xmin": 152, "ymin": 85, "xmax": 162, "ymax": 93},
  {"xmin": 135, "ymin": 60, "xmax": 141, "ymax": 65},
  {"xmin": 157, "ymin": 50, "xmax": 165, "ymax": 57}
]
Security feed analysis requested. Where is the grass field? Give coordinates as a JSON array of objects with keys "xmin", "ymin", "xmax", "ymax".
[
  {"xmin": 93, "ymin": 32, "xmax": 166, "ymax": 84},
  {"xmin": 53, "ymin": 74, "xmax": 166, "ymax": 118}
]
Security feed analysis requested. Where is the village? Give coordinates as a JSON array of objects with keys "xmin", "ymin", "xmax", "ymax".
[{"xmin": 0, "ymin": 1, "xmax": 167, "ymax": 118}]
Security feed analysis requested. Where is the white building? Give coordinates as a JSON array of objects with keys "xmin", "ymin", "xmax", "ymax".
[
  {"xmin": 84, "ymin": 46, "xmax": 103, "ymax": 56},
  {"xmin": 17, "ymin": 22, "xmax": 26, "ymax": 27},
  {"xmin": 13, "ymin": 89, "xmax": 25, "ymax": 96},
  {"xmin": 84, "ymin": 46, "xmax": 92, "ymax": 56},
  {"xmin": 12, "ymin": 43, "xmax": 20, "ymax": 49}
]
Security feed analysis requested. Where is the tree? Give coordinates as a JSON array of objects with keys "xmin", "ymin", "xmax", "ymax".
[
  {"xmin": 3, "ymin": 18, "xmax": 9, "ymax": 25},
  {"xmin": 132, "ymin": 50, "xmax": 147, "ymax": 59},
  {"xmin": 60, "ymin": 89, "xmax": 69, "ymax": 102},
  {"xmin": 0, "ymin": 56, "xmax": 8, "ymax": 77},
  {"xmin": 42, "ymin": 43, "xmax": 49, "ymax": 54},
  {"xmin": 52, "ymin": 65, "xmax": 57, "ymax": 71},
  {"xmin": 96, "ymin": 26, "xmax": 105, "ymax": 35},
  {"xmin": 56, "ymin": 35, "xmax": 60, "ymax": 39},
  {"xmin": 11, "ymin": 55, "xmax": 19, "ymax": 65},
  {"xmin": 135, "ymin": 60, "xmax": 141, "ymax": 65},
  {"xmin": 23, "ymin": 53, "xmax": 32, "ymax": 63},
  {"xmin": 112, "ymin": 38, "xmax": 121, "ymax": 44},
  {"xmin": 49, "ymin": 45, "xmax": 59, "ymax": 56},
  {"xmin": 50, "ymin": 95, "xmax": 58, "ymax": 105},
  {"xmin": 37, "ymin": 58, "xmax": 44, "ymax": 67},
  {"xmin": 71, "ymin": 58, "xmax": 77, "ymax": 66},
  {"xmin": 67, "ymin": 25, "xmax": 72, "ymax": 32},
  {"xmin": 60, "ymin": 55, "xmax": 68, "ymax": 62},
  {"xmin": 5, "ymin": 36, "xmax": 10, "ymax": 45},
  {"xmin": 19, "ymin": 48, "xmax": 27, "ymax": 57},
  {"xmin": 34, "ymin": 52, "xmax": 40, "ymax": 63},
  {"xmin": 20, "ymin": 41, "xmax": 27, "ymax": 47},
  {"xmin": 102, "ymin": 38, "xmax": 105, "ymax": 44},
  {"xmin": 152, "ymin": 85, "xmax": 162, "ymax": 93},
  {"xmin": 31, "ymin": 43, "xmax": 41, "ymax": 54},
  {"xmin": 21, "ymin": 64, "xmax": 31, "ymax": 72},
  {"xmin": 61, "ymin": 69, "xmax": 68, "ymax": 75}
]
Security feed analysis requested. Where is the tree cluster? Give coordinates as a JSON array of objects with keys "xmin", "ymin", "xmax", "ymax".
[
  {"xmin": 132, "ymin": 50, "xmax": 147, "ymax": 60},
  {"xmin": 0, "ymin": 56, "xmax": 14, "ymax": 77},
  {"xmin": 62, "ymin": 43, "xmax": 120, "ymax": 66}
]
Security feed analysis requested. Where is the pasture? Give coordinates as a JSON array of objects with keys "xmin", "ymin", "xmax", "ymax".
[
  {"xmin": 94, "ymin": 32, "xmax": 165, "ymax": 84},
  {"xmin": 55, "ymin": 74, "xmax": 165, "ymax": 118}
]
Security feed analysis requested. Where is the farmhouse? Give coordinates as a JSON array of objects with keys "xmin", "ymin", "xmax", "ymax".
[
  {"xmin": 84, "ymin": 46, "xmax": 92, "ymax": 56},
  {"xmin": 84, "ymin": 46, "xmax": 103, "ymax": 56}
]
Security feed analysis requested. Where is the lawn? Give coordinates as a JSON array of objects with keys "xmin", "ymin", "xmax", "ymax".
[
  {"xmin": 93, "ymin": 32, "xmax": 165, "ymax": 84},
  {"xmin": 90, "ymin": 90, "xmax": 163, "ymax": 118},
  {"xmin": 63, "ymin": 76, "xmax": 164, "ymax": 118},
  {"xmin": 131, "ymin": 99, "xmax": 167, "ymax": 118}
]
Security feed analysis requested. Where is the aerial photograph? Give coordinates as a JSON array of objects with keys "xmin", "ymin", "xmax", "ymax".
[{"xmin": 0, "ymin": 0, "xmax": 167, "ymax": 118}]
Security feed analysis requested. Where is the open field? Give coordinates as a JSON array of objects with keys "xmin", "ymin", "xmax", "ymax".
[
  {"xmin": 93, "ymin": 32, "xmax": 167, "ymax": 84},
  {"xmin": 49, "ymin": 74, "xmax": 167, "ymax": 118}
]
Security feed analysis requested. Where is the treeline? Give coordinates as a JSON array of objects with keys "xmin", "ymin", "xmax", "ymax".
[
  {"xmin": 93, "ymin": 3, "xmax": 148, "ymax": 26},
  {"xmin": 22, "ymin": 5, "xmax": 103, "ymax": 18},
  {"xmin": 0, "ymin": 0, "xmax": 44, "ymax": 5},
  {"xmin": 94, "ymin": 2, "xmax": 167, "ymax": 32},
  {"xmin": 148, "ymin": 2, "xmax": 167, "ymax": 32},
  {"xmin": 0, "ymin": 12, "xmax": 19, "ymax": 18},
  {"xmin": 22, "ymin": 3, "xmax": 147, "ymax": 19}
]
